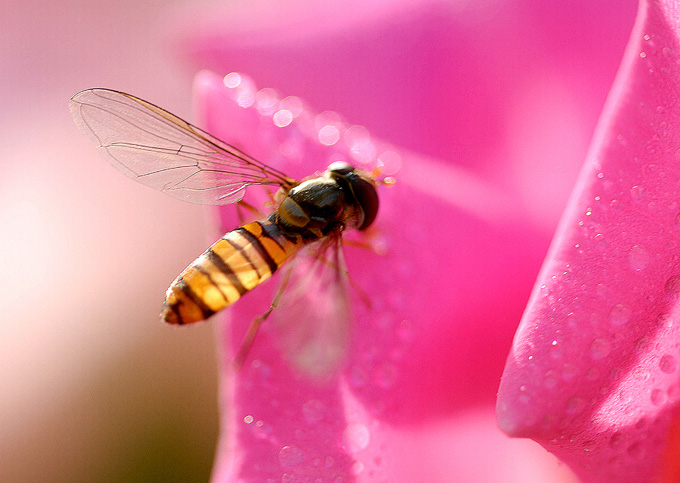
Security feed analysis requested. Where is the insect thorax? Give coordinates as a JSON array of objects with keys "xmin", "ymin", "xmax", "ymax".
[{"xmin": 273, "ymin": 177, "xmax": 360, "ymax": 242}]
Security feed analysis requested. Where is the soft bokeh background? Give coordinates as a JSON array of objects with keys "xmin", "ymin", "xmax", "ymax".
[
  {"xmin": 2, "ymin": 0, "xmax": 637, "ymax": 481},
  {"xmin": 1, "ymin": 2, "xmax": 218, "ymax": 482}
]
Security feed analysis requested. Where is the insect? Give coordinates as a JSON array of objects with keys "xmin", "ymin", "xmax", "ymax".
[{"xmin": 69, "ymin": 88, "xmax": 379, "ymax": 368}]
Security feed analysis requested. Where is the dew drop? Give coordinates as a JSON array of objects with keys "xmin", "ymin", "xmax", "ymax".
[
  {"xmin": 561, "ymin": 363, "xmax": 578, "ymax": 380},
  {"xmin": 628, "ymin": 245, "xmax": 650, "ymax": 271},
  {"xmin": 630, "ymin": 185, "xmax": 645, "ymax": 201},
  {"xmin": 349, "ymin": 366, "xmax": 368, "ymax": 388},
  {"xmin": 635, "ymin": 335, "xmax": 651, "ymax": 353},
  {"xmin": 342, "ymin": 423, "xmax": 370, "ymax": 453},
  {"xmin": 565, "ymin": 396, "xmax": 586, "ymax": 415},
  {"xmin": 627, "ymin": 441, "xmax": 646, "ymax": 460},
  {"xmin": 590, "ymin": 338, "xmax": 612, "ymax": 360},
  {"xmin": 585, "ymin": 368, "xmax": 600, "ymax": 381},
  {"xmin": 344, "ymin": 124, "xmax": 371, "ymax": 147},
  {"xmin": 273, "ymin": 109, "xmax": 293, "ymax": 127},
  {"xmin": 377, "ymin": 151, "xmax": 402, "ymax": 175},
  {"xmin": 252, "ymin": 419, "xmax": 273, "ymax": 440},
  {"xmin": 223, "ymin": 72, "xmax": 242, "ymax": 88},
  {"xmin": 351, "ymin": 461, "xmax": 365, "ymax": 475},
  {"xmin": 236, "ymin": 91, "xmax": 255, "ymax": 108},
  {"xmin": 279, "ymin": 96, "xmax": 303, "ymax": 117},
  {"xmin": 665, "ymin": 276, "xmax": 680, "ymax": 301},
  {"xmin": 657, "ymin": 313, "xmax": 673, "ymax": 329},
  {"xmin": 609, "ymin": 304, "xmax": 632, "ymax": 326},
  {"xmin": 651, "ymin": 388, "xmax": 667, "ymax": 406},
  {"xmin": 544, "ymin": 370, "xmax": 559, "ymax": 389},
  {"xmin": 669, "ymin": 385, "xmax": 680, "ymax": 401},
  {"xmin": 397, "ymin": 320, "xmax": 413, "ymax": 342},
  {"xmin": 279, "ymin": 445, "xmax": 305, "ymax": 468},
  {"xmin": 255, "ymin": 87, "xmax": 278, "ymax": 113},
  {"xmin": 302, "ymin": 399, "xmax": 326, "ymax": 425},
  {"xmin": 374, "ymin": 362, "xmax": 398, "ymax": 388},
  {"xmin": 609, "ymin": 432, "xmax": 624, "ymax": 450},
  {"xmin": 250, "ymin": 359, "xmax": 272, "ymax": 382},
  {"xmin": 659, "ymin": 354, "xmax": 678, "ymax": 374},
  {"xmin": 318, "ymin": 125, "xmax": 340, "ymax": 146}
]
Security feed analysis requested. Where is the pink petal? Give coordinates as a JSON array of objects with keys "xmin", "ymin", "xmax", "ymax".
[
  {"xmin": 170, "ymin": 0, "xmax": 636, "ymax": 235},
  {"xmin": 498, "ymin": 1, "xmax": 680, "ymax": 481},
  {"xmin": 193, "ymin": 70, "xmax": 562, "ymax": 481}
]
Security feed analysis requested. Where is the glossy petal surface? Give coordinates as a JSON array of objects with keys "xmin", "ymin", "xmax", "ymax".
[
  {"xmin": 194, "ymin": 71, "xmax": 571, "ymax": 482},
  {"xmin": 168, "ymin": 0, "xmax": 639, "ymax": 481},
  {"xmin": 498, "ymin": 1, "xmax": 680, "ymax": 481}
]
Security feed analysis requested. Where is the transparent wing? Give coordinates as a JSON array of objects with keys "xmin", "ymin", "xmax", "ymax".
[
  {"xmin": 70, "ymin": 88, "xmax": 296, "ymax": 205},
  {"xmin": 273, "ymin": 236, "xmax": 351, "ymax": 380}
]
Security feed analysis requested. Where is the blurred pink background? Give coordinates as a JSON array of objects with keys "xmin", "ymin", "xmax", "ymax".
[
  {"xmin": 1, "ymin": 2, "xmax": 217, "ymax": 481},
  {"xmin": 2, "ymin": 0, "xmax": 637, "ymax": 481}
]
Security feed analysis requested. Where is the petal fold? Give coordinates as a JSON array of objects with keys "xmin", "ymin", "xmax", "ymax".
[{"xmin": 498, "ymin": 1, "xmax": 680, "ymax": 481}]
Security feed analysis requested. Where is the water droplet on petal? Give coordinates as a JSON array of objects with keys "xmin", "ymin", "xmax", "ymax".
[
  {"xmin": 544, "ymin": 370, "xmax": 559, "ymax": 389},
  {"xmin": 565, "ymin": 396, "xmax": 586, "ymax": 415},
  {"xmin": 349, "ymin": 366, "xmax": 368, "ymax": 388},
  {"xmin": 651, "ymin": 388, "xmax": 667, "ymax": 406},
  {"xmin": 631, "ymin": 185, "xmax": 645, "ymax": 201},
  {"xmin": 318, "ymin": 125, "xmax": 340, "ymax": 145},
  {"xmin": 279, "ymin": 445, "xmax": 305, "ymax": 468},
  {"xmin": 273, "ymin": 109, "xmax": 293, "ymax": 127},
  {"xmin": 280, "ymin": 96, "xmax": 303, "ymax": 117},
  {"xmin": 669, "ymin": 385, "xmax": 680, "ymax": 401},
  {"xmin": 665, "ymin": 276, "xmax": 680, "ymax": 301},
  {"xmin": 657, "ymin": 313, "xmax": 673, "ymax": 329},
  {"xmin": 252, "ymin": 419, "xmax": 273, "ymax": 440},
  {"xmin": 660, "ymin": 354, "xmax": 677, "ymax": 374},
  {"xmin": 628, "ymin": 245, "xmax": 650, "ymax": 271},
  {"xmin": 374, "ymin": 362, "xmax": 398, "ymax": 388},
  {"xmin": 609, "ymin": 304, "xmax": 632, "ymax": 326},
  {"xmin": 610, "ymin": 432, "xmax": 624, "ymax": 450},
  {"xmin": 627, "ymin": 441, "xmax": 646, "ymax": 460},
  {"xmin": 223, "ymin": 72, "xmax": 242, "ymax": 88},
  {"xmin": 590, "ymin": 338, "xmax": 612, "ymax": 360},
  {"xmin": 342, "ymin": 423, "xmax": 370, "ymax": 453},
  {"xmin": 561, "ymin": 363, "xmax": 578, "ymax": 380},
  {"xmin": 377, "ymin": 151, "xmax": 402, "ymax": 175},
  {"xmin": 255, "ymin": 87, "xmax": 278, "ymax": 113},
  {"xmin": 302, "ymin": 399, "xmax": 326, "ymax": 425}
]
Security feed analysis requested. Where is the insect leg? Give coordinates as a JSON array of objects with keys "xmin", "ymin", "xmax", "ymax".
[
  {"xmin": 313, "ymin": 238, "xmax": 373, "ymax": 310},
  {"xmin": 236, "ymin": 199, "xmax": 265, "ymax": 224},
  {"xmin": 233, "ymin": 263, "xmax": 294, "ymax": 369}
]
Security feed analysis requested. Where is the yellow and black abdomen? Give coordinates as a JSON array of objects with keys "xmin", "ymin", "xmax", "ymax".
[{"xmin": 162, "ymin": 220, "xmax": 302, "ymax": 325}]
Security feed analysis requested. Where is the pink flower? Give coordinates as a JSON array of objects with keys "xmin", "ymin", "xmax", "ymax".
[
  {"xmin": 168, "ymin": 0, "xmax": 636, "ymax": 480},
  {"xmin": 497, "ymin": 1, "xmax": 680, "ymax": 481},
  {"xmin": 194, "ymin": 69, "xmax": 559, "ymax": 482}
]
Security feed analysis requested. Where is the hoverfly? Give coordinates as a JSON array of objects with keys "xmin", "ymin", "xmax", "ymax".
[{"xmin": 69, "ymin": 88, "xmax": 379, "ymax": 369}]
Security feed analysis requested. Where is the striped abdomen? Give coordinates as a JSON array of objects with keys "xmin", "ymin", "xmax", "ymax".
[{"xmin": 162, "ymin": 220, "xmax": 302, "ymax": 325}]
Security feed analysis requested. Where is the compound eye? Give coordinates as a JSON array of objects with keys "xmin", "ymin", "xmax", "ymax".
[
  {"xmin": 327, "ymin": 161, "xmax": 355, "ymax": 176},
  {"xmin": 351, "ymin": 177, "xmax": 379, "ymax": 230}
]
